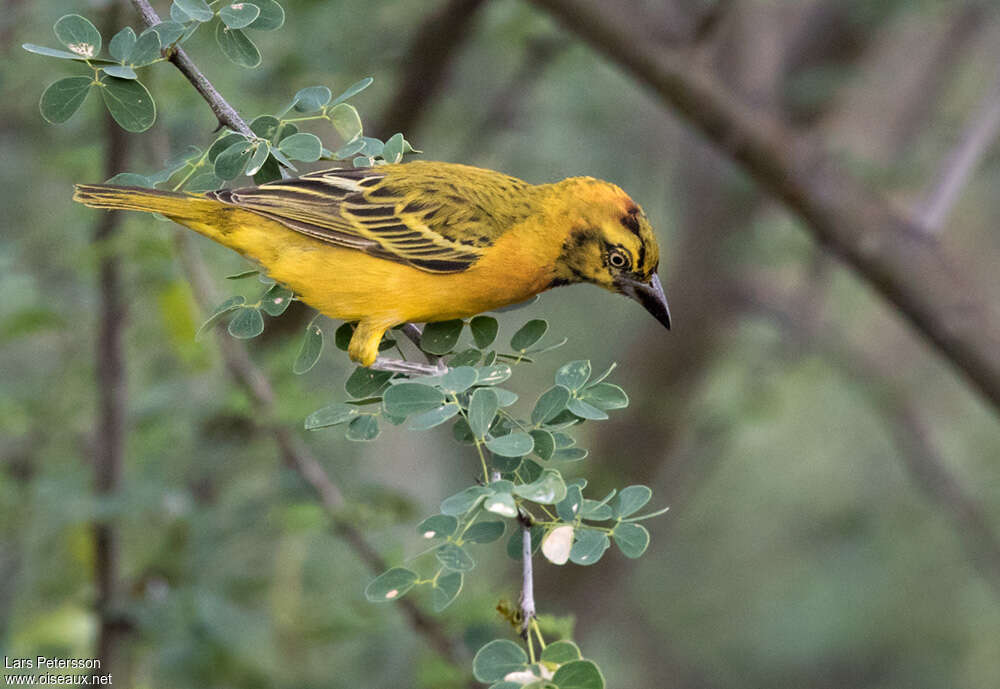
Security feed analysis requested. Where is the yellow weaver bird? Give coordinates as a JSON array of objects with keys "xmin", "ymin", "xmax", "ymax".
[{"xmin": 74, "ymin": 161, "xmax": 670, "ymax": 371}]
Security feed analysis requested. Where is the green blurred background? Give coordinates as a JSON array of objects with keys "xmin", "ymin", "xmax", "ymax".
[{"xmin": 3, "ymin": 1, "xmax": 1000, "ymax": 687}]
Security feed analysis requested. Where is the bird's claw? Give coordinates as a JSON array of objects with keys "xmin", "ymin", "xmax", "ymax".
[{"xmin": 369, "ymin": 357, "xmax": 449, "ymax": 376}]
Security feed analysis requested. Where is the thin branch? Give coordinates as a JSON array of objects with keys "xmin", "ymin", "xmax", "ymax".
[
  {"xmin": 527, "ymin": 0, "xmax": 1000, "ymax": 415},
  {"xmin": 519, "ymin": 519, "xmax": 536, "ymax": 636},
  {"xmin": 128, "ymin": 0, "xmax": 253, "ymax": 137},
  {"xmin": 915, "ymin": 66, "xmax": 1000, "ymax": 233}
]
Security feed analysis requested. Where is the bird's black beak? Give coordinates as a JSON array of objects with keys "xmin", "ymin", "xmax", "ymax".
[{"xmin": 619, "ymin": 274, "xmax": 671, "ymax": 330}]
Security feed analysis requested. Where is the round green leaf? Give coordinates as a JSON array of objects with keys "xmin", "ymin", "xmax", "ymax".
[
  {"xmin": 334, "ymin": 322, "xmax": 354, "ymax": 351},
  {"xmin": 105, "ymin": 172, "xmax": 151, "ymax": 187},
  {"xmin": 468, "ymin": 315, "xmax": 499, "ymax": 348},
  {"xmin": 253, "ymin": 155, "xmax": 282, "ymax": 184},
  {"xmin": 417, "ymin": 514, "xmax": 458, "ymax": 540},
  {"xmin": 579, "ymin": 499, "xmax": 614, "ymax": 521},
  {"xmin": 108, "ymin": 27, "xmax": 136, "ymax": 62},
  {"xmin": 486, "ymin": 432, "xmax": 534, "ymax": 458},
  {"xmin": 331, "ymin": 76, "xmax": 374, "ymax": 105},
  {"xmin": 473, "ymin": 640, "xmax": 529, "ymax": 683},
  {"xmin": 440, "ymin": 486, "xmax": 490, "ymax": 516},
  {"xmin": 214, "ymin": 140, "xmax": 254, "ymax": 180},
  {"xmin": 510, "ymin": 319, "xmax": 547, "ymax": 351},
  {"xmin": 531, "ymin": 385, "xmax": 570, "ymax": 425},
  {"xmin": 463, "ymin": 520, "xmax": 506, "ymax": 544},
  {"xmin": 344, "ymin": 367, "xmax": 392, "ymax": 398},
  {"xmin": 328, "ymin": 102, "xmax": 363, "ymax": 142},
  {"xmin": 277, "ymin": 132, "xmax": 322, "ymax": 162},
  {"xmin": 260, "ymin": 283, "xmax": 293, "ymax": 316},
  {"xmin": 303, "ymin": 403, "xmax": 356, "ymax": 430},
  {"xmin": 145, "ymin": 21, "xmax": 186, "ymax": 48},
  {"xmin": 552, "ymin": 447, "xmax": 588, "ymax": 462},
  {"xmin": 439, "ymin": 366, "xmax": 478, "ymax": 394},
  {"xmin": 540, "ymin": 640, "xmax": 582, "ymax": 664},
  {"xmin": 345, "ymin": 414, "xmax": 379, "ymax": 441},
  {"xmin": 566, "ymin": 397, "xmax": 608, "ymax": 421},
  {"xmin": 244, "ymin": 142, "xmax": 271, "ymax": 176},
  {"xmin": 448, "ymin": 348, "xmax": 481, "ymax": 367},
  {"xmin": 100, "ymin": 76, "xmax": 156, "ymax": 132},
  {"xmin": 292, "ymin": 85, "xmax": 332, "ymax": 113},
  {"xmin": 383, "ymin": 132, "xmax": 405, "ymax": 163},
  {"xmin": 569, "ymin": 528, "xmax": 609, "ymax": 566},
  {"xmin": 556, "ymin": 360, "xmax": 592, "ymax": 390},
  {"xmin": 615, "ymin": 485, "xmax": 652, "ymax": 517},
  {"xmin": 173, "ymin": 0, "xmax": 214, "ymax": 22},
  {"xmin": 530, "ymin": 429, "xmax": 555, "ymax": 460},
  {"xmin": 196, "ymin": 295, "xmax": 245, "ymax": 339},
  {"xmin": 468, "ymin": 388, "xmax": 499, "ymax": 438},
  {"xmin": 365, "ymin": 567, "xmax": 417, "ymax": 602},
  {"xmin": 551, "ymin": 660, "xmax": 605, "ymax": 689},
  {"xmin": 436, "ymin": 543, "xmax": 475, "ymax": 572},
  {"xmin": 408, "ymin": 404, "xmax": 459, "ymax": 430},
  {"xmin": 556, "ymin": 485, "xmax": 583, "ymax": 522},
  {"xmin": 247, "ymin": 0, "xmax": 285, "ymax": 30},
  {"xmin": 227, "ymin": 307, "xmax": 264, "ymax": 338},
  {"xmin": 125, "ymin": 31, "xmax": 160, "ymax": 67},
  {"xmin": 613, "ymin": 522, "xmax": 650, "ymax": 559},
  {"xmin": 483, "ymin": 491, "xmax": 518, "ymax": 519},
  {"xmin": 215, "ymin": 22, "xmax": 261, "ymax": 68},
  {"xmin": 293, "ymin": 323, "xmax": 324, "ymax": 374},
  {"xmin": 494, "ymin": 388, "xmax": 518, "ymax": 407},
  {"xmin": 39, "ymin": 77, "xmax": 92, "ymax": 124},
  {"xmin": 421, "ymin": 319, "xmax": 464, "ymax": 355},
  {"xmin": 219, "ymin": 2, "xmax": 261, "ymax": 29},
  {"xmin": 432, "ymin": 571, "xmax": 463, "ymax": 612},
  {"xmin": 477, "ymin": 364, "xmax": 512, "ymax": 386},
  {"xmin": 102, "ymin": 65, "xmax": 137, "ymax": 80},
  {"xmin": 383, "ymin": 383, "xmax": 446, "ymax": 418},
  {"xmin": 580, "ymin": 382, "xmax": 629, "ymax": 410},
  {"xmin": 513, "ymin": 469, "xmax": 566, "ymax": 504},
  {"xmin": 185, "ymin": 171, "xmax": 224, "ymax": 192},
  {"xmin": 54, "ymin": 14, "xmax": 101, "ymax": 59}
]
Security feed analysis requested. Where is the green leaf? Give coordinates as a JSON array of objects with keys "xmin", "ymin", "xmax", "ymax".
[
  {"xmin": 580, "ymin": 382, "xmax": 628, "ymax": 410},
  {"xmin": 226, "ymin": 269, "xmax": 260, "ymax": 281},
  {"xmin": 556, "ymin": 485, "xmax": 583, "ymax": 522},
  {"xmin": 464, "ymin": 520, "xmax": 506, "ymax": 544},
  {"xmin": 145, "ymin": 21, "xmax": 186, "ymax": 48},
  {"xmin": 215, "ymin": 23, "xmax": 261, "ymax": 68},
  {"xmin": 259, "ymin": 283, "xmax": 293, "ymax": 316},
  {"xmin": 382, "ymin": 132, "xmax": 405, "ymax": 163},
  {"xmin": 253, "ymin": 155, "xmax": 282, "ymax": 184},
  {"xmin": 556, "ymin": 360, "xmax": 592, "ymax": 390},
  {"xmin": 613, "ymin": 522, "xmax": 650, "ymax": 558},
  {"xmin": 483, "ymin": 490, "xmax": 517, "ymax": 518},
  {"xmin": 569, "ymin": 529, "xmax": 609, "ymax": 566},
  {"xmin": 364, "ymin": 567, "xmax": 417, "ymax": 602},
  {"xmin": 228, "ymin": 307, "xmax": 264, "ymax": 338},
  {"xmin": 219, "ymin": 2, "xmax": 261, "ymax": 29},
  {"xmin": 332, "ymin": 138, "xmax": 367, "ymax": 159},
  {"xmin": 108, "ymin": 27, "xmax": 136, "ymax": 62},
  {"xmin": 477, "ymin": 364, "xmax": 512, "ymax": 386},
  {"xmin": 105, "ymin": 172, "xmax": 151, "ymax": 187},
  {"xmin": 531, "ymin": 385, "xmax": 570, "ymax": 425},
  {"xmin": 39, "ymin": 77, "xmax": 92, "ymax": 124},
  {"xmin": 468, "ymin": 315, "xmax": 499, "ymax": 348},
  {"xmin": 346, "ymin": 414, "xmax": 380, "ymax": 441},
  {"xmin": 540, "ymin": 640, "xmax": 582, "ymax": 664},
  {"xmin": 383, "ymin": 383, "xmax": 446, "ymax": 418},
  {"xmin": 345, "ymin": 367, "xmax": 392, "ymax": 398},
  {"xmin": 432, "ymin": 571, "xmax": 463, "ymax": 612},
  {"xmin": 436, "ymin": 543, "xmax": 475, "ymax": 572},
  {"xmin": 439, "ymin": 366, "xmax": 478, "ymax": 394},
  {"xmin": 356, "ymin": 136, "xmax": 384, "ymax": 157},
  {"xmin": 552, "ymin": 447, "xmax": 588, "ymax": 462},
  {"xmin": 244, "ymin": 143, "xmax": 270, "ymax": 176},
  {"xmin": 421, "ymin": 319, "xmax": 464, "ymax": 355},
  {"xmin": 467, "ymin": 388, "xmax": 499, "ymax": 438},
  {"xmin": 473, "ymin": 640, "xmax": 529, "ymax": 683},
  {"xmin": 513, "ymin": 469, "xmax": 566, "ymax": 504},
  {"xmin": 417, "ymin": 514, "xmax": 458, "ymax": 540},
  {"xmin": 214, "ymin": 140, "xmax": 254, "ymax": 180},
  {"xmin": 614, "ymin": 485, "xmax": 652, "ymax": 518},
  {"xmin": 530, "ymin": 429, "xmax": 554, "ymax": 460},
  {"xmin": 170, "ymin": 2, "xmax": 193, "ymax": 23},
  {"xmin": 303, "ymin": 403, "xmax": 356, "ymax": 430},
  {"xmin": 408, "ymin": 404, "xmax": 459, "ymax": 430},
  {"xmin": 551, "ymin": 660, "xmax": 605, "ymax": 689},
  {"xmin": 441, "ymin": 486, "xmax": 491, "ymax": 516},
  {"xmin": 185, "ymin": 171, "xmax": 224, "ymax": 192},
  {"xmin": 449, "ymin": 348, "xmax": 481, "ymax": 367},
  {"xmin": 566, "ymin": 397, "xmax": 608, "ymax": 421},
  {"xmin": 292, "ymin": 85, "xmax": 331, "ymax": 113},
  {"xmin": 101, "ymin": 65, "xmax": 137, "ymax": 80},
  {"xmin": 54, "ymin": 14, "xmax": 101, "ymax": 59},
  {"xmin": 494, "ymin": 388, "xmax": 518, "ymax": 407},
  {"xmin": 247, "ymin": 0, "xmax": 285, "ymax": 30},
  {"xmin": 100, "ymin": 76, "xmax": 156, "ymax": 132},
  {"xmin": 277, "ymin": 132, "xmax": 322, "ymax": 162},
  {"xmin": 173, "ymin": 0, "xmax": 214, "ymax": 22},
  {"xmin": 334, "ymin": 322, "xmax": 354, "ymax": 351},
  {"xmin": 23, "ymin": 43, "xmax": 102, "ymax": 61},
  {"xmin": 486, "ymin": 432, "xmax": 534, "ymax": 458},
  {"xmin": 331, "ymin": 76, "xmax": 374, "ymax": 105},
  {"xmin": 510, "ymin": 319, "xmax": 548, "ymax": 351},
  {"xmin": 196, "ymin": 295, "xmax": 245, "ymax": 339},
  {"xmin": 328, "ymin": 102, "xmax": 363, "ymax": 142},
  {"xmin": 579, "ymin": 499, "xmax": 613, "ymax": 521},
  {"xmin": 208, "ymin": 132, "xmax": 245, "ymax": 160},
  {"xmin": 293, "ymin": 322, "xmax": 323, "ymax": 374},
  {"xmin": 125, "ymin": 31, "xmax": 160, "ymax": 67}
]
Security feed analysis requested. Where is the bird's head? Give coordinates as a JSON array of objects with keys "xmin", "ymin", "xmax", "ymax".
[{"xmin": 548, "ymin": 178, "xmax": 671, "ymax": 330}]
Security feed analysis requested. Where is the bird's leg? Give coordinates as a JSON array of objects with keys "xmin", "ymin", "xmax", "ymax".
[{"xmin": 369, "ymin": 357, "xmax": 448, "ymax": 376}]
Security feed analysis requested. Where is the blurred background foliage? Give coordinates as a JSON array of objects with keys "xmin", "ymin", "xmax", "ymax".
[{"xmin": 3, "ymin": 0, "xmax": 1000, "ymax": 687}]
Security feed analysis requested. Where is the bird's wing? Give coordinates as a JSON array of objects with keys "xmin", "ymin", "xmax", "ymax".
[{"xmin": 207, "ymin": 166, "xmax": 513, "ymax": 273}]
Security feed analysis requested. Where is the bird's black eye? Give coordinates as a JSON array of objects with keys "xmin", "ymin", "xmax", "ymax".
[{"xmin": 608, "ymin": 249, "xmax": 631, "ymax": 270}]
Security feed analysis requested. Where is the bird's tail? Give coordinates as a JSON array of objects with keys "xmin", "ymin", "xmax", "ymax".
[{"xmin": 73, "ymin": 184, "xmax": 221, "ymax": 222}]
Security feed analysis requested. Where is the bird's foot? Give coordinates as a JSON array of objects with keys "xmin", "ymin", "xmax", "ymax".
[{"xmin": 369, "ymin": 357, "xmax": 449, "ymax": 376}]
